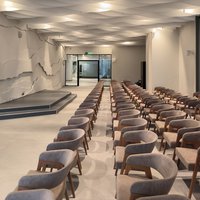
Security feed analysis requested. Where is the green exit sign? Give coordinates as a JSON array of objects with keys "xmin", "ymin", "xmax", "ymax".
[{"xmin": 85, "ymin": 51, "xmax": 93, "ymax": 55}]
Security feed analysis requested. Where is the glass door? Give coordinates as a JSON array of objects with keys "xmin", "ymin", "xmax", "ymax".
[
  {"xmin": 78, "ymin": 60, "xmax": 99, "ymax": 86},
  {"xmin": 65, "ymin": 55, "xmax": 78, "ymax": 86}
]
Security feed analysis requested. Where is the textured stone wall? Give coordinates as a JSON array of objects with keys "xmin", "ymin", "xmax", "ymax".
[{"xmin": 0, "ymin": 14, "xmax": 65, "ymax": 103}]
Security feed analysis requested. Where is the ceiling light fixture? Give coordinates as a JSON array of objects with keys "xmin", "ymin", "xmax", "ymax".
[
  {"xmin": 97, "ymin": 2, "xmax": 112, "ymax": 12},
  {"xmin": 43, "ymin": 24, "xmax": 52, "ymax": 29},
  {"xmin": 152, "ymin": 27, "xmax": 163, "ymax": 33},
  {"xmin": 4, "ymin": 1, "xmax": 17, "ymax": 11},
  {"xmin": 120, "ymin": 41, "xmax": 135, "ymax": 45}
]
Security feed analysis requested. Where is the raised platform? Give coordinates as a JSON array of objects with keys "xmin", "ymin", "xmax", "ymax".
[{"xmin": 0, "ymin": 89, "xmax": 77, "ymax": 120}]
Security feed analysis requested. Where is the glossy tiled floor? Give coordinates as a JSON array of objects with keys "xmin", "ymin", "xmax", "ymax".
[{"xmin": 0, "ymin": 85, "xmax": 199, "ymax": 200}]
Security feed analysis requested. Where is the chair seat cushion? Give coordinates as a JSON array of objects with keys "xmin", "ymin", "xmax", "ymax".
[
  {"xmin": 176, "ymin": 147, "xmax": 197, "ymax": 170},
  {"xmin": 155, "ymin": 121, "xmax": 165, "ymax": 134},
  {"xmin": 112, "ymin": 112, "xmax": 117, "ymax": 120},
  {"xmin": 115, "ymin": 146, "xmax": 125, "ymax": 169},
  {"xmin": 114, "ymin": 131, "xmax": 121, "ymax": 147},
  {"xmin": 163, "ymin": 132, "xmax": 177, "ymax": 147},
  {"xmin": 143, "ymin": 108, "xmax": 150, "ymax": 115},
  {"xmin": 113, "ymin": 120, "xmax": 119, "ymax": 131},
  {"xmin": 149, "ymin": 113, "xmax": 157, "ymax": 122},
  {"xmin": 117, "ymin": 174, "xmax": 149, "ymax": 200},
  {"xmin": 184, "ymin": 108, "xmax": 195, "ymax": 116}
]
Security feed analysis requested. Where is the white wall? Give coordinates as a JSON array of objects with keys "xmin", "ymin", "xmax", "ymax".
[
  {"xmin": 179, "ymin": 22, "xmax": 195, "ymax": 96},
  {"xmin": 146, "ymin": 28, "xmax": 179, "ymax": 92},
  {"xmin": 146, "ymin": 22, "xmax": 196, "ymax": 95},
  {"xmin": 65, "ymin": 45, "xmax": 145, "ymax": 83},
  {"xmin": 0, "ymin": 14, "xmax": 65, "ymax": 103}
]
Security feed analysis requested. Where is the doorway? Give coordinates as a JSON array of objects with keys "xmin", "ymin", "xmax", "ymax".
[
  {"xmin": 65, "ymin": 54, "xmax": 112, "ymax": 86},
  {"xmin": 78, "ymin": 60, "xmax": 99, "ymax": 86}
]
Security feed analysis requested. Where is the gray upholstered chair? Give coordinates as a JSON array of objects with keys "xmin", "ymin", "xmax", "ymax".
[
  {"xmin": 111, "ymin": 97, "xmax": 132, "ymax": 112},
  {"xmin": 60, "ymin": 117, "xmax": 90, "ymax": 151},
  {"xmin": 16, "ymin": 149, "xmax": 76, "ymax": 200},
  {"xmin": 162, "ymin": 119, "xmax": 200, "ymax": 154},
  {"xmin": 113, "ymin": 118, "xmax": 147, "ymax": 148},
  {"xmin": 6, "ymin": 189, "xmax": 55, "ymax": 200},
  {"xmin": 47, "ymin": 128, "xmax": 85, "ymax": 176},
  {"xmin": 113, "ymin": 109, "xmax": 140, "ymax": 131},
  {"xmin": 114, "ymin": 130, "xmax": 158, "ymax": 175},
  {"xmin": 147, "ymin": 104, "xmax": 174, "ymax": 130},
  {"xmin": 116, "ymin": 153, "xmax": 178, "ymax": 200},
  {"xmin": 112, "ymin": 103, "xmax": 135, "ymax": 123},
  {"xmin": 79, "ymin": 102, "xmax": 98, "ymax": 115},
  {"xmin": 154, "ymin": 110, "xmax": 186, "ymax": 150},
  {"xmin": 138, "ymin": 194, "xmax": 190, "ymax": 200},
  {"xmin": 175, "ymin": 131, "xmax": 200, "ymax": 198},
  {"xmin": 72, "ymin": 108, "xmax": 95, "ymax": 134}
]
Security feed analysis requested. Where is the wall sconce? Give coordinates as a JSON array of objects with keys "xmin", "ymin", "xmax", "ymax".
[{"xmin": 186, "ymin": 50, "xmax": 194, "ymax": 56}]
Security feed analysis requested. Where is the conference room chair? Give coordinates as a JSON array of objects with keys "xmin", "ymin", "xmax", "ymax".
[
  {"xmin": 116, "ymin": 153, "xmax": 178, "ymax": 200},
  {"xmin": 114, "ymin": 130, "xmax": 157, "ymax": 175},
  {"xmin": 175, "ymin": 131, "xmax": 200, "ymax": 198},
  {"xmin": 16, "ymin": 150, "xmax": 76, "ymax": 200}
]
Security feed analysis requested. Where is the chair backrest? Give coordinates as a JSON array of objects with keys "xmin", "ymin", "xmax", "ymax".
[
  {"xmin": 5, "ymin": 189, "xmax": 55, "ymax": 200},
  {"xmin": 72, "ymin": 109, "xmax": 94, "ymax": 120},
  {"xmin": 176, "ymin": 126, "xmax": 200, "ymax": 144},
  {"xmin": 137, "ymin": 194, "xmax": 190, "ymax": 200},
  {"xmin": 150, "ymin": 104, "xmax": 174, "ymax": 114},
  {"xmin": 168, "ymin": 119, "xmax": 200, "ymax": 132},
  {"xmin": 74, "ymin": 108, "xmax": 94, "ymax": 116},
  {"xmin": 66, "ymin": 117, "xmax": 90, "ymax": 131},
  {"xmin": 123, "ymin": 130, "xmax": 158, "ymax": 154},
  {"xmin": 47, "ymin": 129, "xmax": 85, "ymax": 151},
  {"xmin": 18, "ymin": 150, "xmax": 76, "ymax": 190},
  {"xmin": 159, "ymin": 110, "xmax": 185, "ymax": 121},
  {"xmin": 118, "ymin": 109, "xmax": 140, "ymax": 120},
  {"xmin": 181, "ymin": 131, "xmax": 200, "ymax": 149},
  {"xmin": 120, "ymin": 118, "xmax": 147, "ymax": 133}
]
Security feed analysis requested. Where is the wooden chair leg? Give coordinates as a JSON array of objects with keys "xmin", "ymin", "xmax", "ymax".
[
  {"xmin": 188, "ymin": 166, "xmax": 199, "ymax": 198},
  {"xmin": 65, "ymin": 185, "xmax": 69, "ymax": 200},
  {"xmin": 163, "ymin": 142, "xmax": 167, "ymax": 154},
  {"xmin": 84, "ymin": 135, "xmax": 89, "ymax": 150},
  {"xmin": 77, "ymin": 153, "xmax": 82, "ymax": 175},
  {"xmin": 83, "ymin": 141, "xmax": 87, "ymax": 155},
  {"xmin": 68, "ymin": 172, "xmax": 75, "ymax": 198},
  {"xmin": 159, "ymin": 136, "xmax": 164, "ymax": 151},
  {"xmin": 115, "ymin": 168, "xmax": 118, "ymax": 176},
  {"xmin": 88, "ymin": 128, "xmax": 92, "ymax": 140},
  {"xmin": 172, "ymin": 149, "xmax": 176, "ymax": 160}
]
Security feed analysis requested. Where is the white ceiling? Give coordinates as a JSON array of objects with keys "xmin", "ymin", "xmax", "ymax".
[{"xmin": 1, "ymin": 0, "xmax": 200, "ymax": 46}]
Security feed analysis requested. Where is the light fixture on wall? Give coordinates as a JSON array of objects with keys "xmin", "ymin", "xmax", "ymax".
[
  {"xmin": 18, "ymin": 31, "xmax": 22, "ymax": 38},
  {"xmin": 183, "ymin": 8, "xmax": 194, "ymax": 14},
  {"xmin": 152, "ymin": 27, "xmax": 163, "ymax": 33},
  {"xmin": 186, "ymin": 50, "xmax": 194, "ymax": 56}
]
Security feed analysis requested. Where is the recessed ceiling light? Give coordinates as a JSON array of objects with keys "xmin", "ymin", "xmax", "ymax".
[
  {"xmin": 152, "ymin": 27, "xmax": 163, "ymax": 32},
  {"xmin": 120, "ymin": 41, "xmax": 135, "ymax": 45},
  {"xmin": 101, "ymin": 44, "xmax": 111, "ymax": 47},
  {"xmin": 183, "ymin": 8, "xmax": 194, "ymax": 14},
  {"xmin": 4, "ymin": 1, "xmax": 18, "ymax": 11},
  {"xmin": 97, "ymin": 2, "xmax": 112, "ymax": 12},
  {"xmin": 43, "ymin": 24, "xmax": 52, "ymax": 29}
]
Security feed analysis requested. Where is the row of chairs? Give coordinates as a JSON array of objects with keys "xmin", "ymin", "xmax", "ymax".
[
  {"xmin": 110, "ymin": 80, "xmax": 200, "ymax": 199},
  {"xmin": 5, "ymin": 81, "xmax": 104, "ymax": 200}
]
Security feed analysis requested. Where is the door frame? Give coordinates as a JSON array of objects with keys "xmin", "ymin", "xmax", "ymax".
[
  {"xmin": 77, "ymin": 60, "xmax": 100, "ymax": 86},
  {"xmin": 65, "ymin": 54, "xmax": 112, "ymax": 87}
]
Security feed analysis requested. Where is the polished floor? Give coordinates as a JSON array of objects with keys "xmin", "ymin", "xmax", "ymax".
[{"xmin": 0, "ymin": 85, "xmax": 199, "ymax": 200}]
